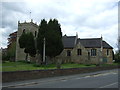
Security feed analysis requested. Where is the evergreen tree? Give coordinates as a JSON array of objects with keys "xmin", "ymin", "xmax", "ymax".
[
  {"xmin": 19, "ymin": 31, "xmax": 28, "ymax": 61},
  {"xmin": 19, "ymin": 32, "xmax": 36, "ymax": 61},
  {"xmin": 19, "ymin": 31, "xmax": 27, "ymax": 48},
  {"xmin": 37, "ymin": 19, "xmax": 47, "ymax": 58},
  {"xmin": 26, "ymin": 32, "xmax": 36, "ymax": 57},
  {"xmin": 114, "ymin": 51, "xmax": 120, "ymax": 63},
  {"xmin": 37, "ymin": 19, "xmax": 63, "ymax": 63},
  {"xmin": 46, "ymin": 19, "xmax": 63, "ymax": 58}
]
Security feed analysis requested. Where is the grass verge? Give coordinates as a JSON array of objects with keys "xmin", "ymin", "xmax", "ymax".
[{"xmin": 2, "ymin": 61, "xmax": 119, "ymax": 72}]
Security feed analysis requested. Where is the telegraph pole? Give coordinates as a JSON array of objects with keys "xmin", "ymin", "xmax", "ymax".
[{"xmin": 43, "ymin": 37, "xmax": 46, "ymax": 64}]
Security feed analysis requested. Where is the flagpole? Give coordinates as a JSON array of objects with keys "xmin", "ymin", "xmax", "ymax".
[{"xmin": 30, "ymin": 12, "xmax": 31, "ymax": 20}]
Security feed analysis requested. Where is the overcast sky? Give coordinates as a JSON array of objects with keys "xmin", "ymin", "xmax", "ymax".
[{"xmin": 1, "ymin": 0, "xmax": 119, "ymax": 52}]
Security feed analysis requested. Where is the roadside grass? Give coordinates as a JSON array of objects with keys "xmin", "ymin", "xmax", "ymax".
[
  {"xmin": 2, "ymin": 61, "xmax": 56, "ymax": 72},
  {"xmin": 2, "ymin": 61, "xmax": 32, "ymax": 66},
  {"xmin": 2, "ymin": 65, "xmax": 56, "ymax": 72},
  {"xmin": 61, "ymin": 63, "xmax": 96, "ymax": 68},
  {"xmin": 2, "ymin": 61, "xmax": 119, "ymax": 72},
  {"xmin": 100, "ymin": 63, "xmax": 119, "ymax": 66}
]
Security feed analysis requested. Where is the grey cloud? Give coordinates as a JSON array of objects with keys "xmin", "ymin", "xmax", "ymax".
[
  {"xmin": 75, "ymin": 12, "xmax": 117, "ymax": 31},
  {"xmin": 1, "ymin": 0, "xmax": 118, "ymax": 49},
  {"xmin": 2, "ymin": 27, "xmax": 16, "ymax": 39},
  {"xmin": 55, "ymin": 1, "xmax": 118, "ymax": 31},
  {"xmin": 1, "ymin": 2, "xmax": 29, "ymax": 34},
  {"xmin": 31, "ymin": 4, "xmax": 72, "ymax": 24},
  {"xmin": 2, "ymin": 2, "xmax": 27, "ymax": 13},
  {"xmin": 118, "ymin": 1, "xmax": 120, "ymax": 23}
]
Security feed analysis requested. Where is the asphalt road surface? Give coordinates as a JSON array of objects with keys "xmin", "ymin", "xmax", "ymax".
[{"xmin": 2, "ymin": 69, "xmax": 119, "ymax": 89}]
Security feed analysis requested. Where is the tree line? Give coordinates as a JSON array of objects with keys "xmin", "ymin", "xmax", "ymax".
[{"xmin": 19, "ymin": 19, "xmax": 64, "ymax": 64}]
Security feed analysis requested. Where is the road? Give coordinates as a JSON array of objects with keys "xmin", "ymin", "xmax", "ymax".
[{"xmin": 2, "ymin": 69, "xmax": 119, "ymax": 89}]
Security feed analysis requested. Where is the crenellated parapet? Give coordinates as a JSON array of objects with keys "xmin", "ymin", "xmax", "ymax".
[{"xmin": 18, "ymin": 19, "xmax": 39, "ymax": 28}]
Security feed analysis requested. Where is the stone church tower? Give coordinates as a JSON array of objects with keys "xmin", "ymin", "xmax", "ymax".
[{"xmin": 16, "ymin": 20, "xmax": 39, "ymax": 61}]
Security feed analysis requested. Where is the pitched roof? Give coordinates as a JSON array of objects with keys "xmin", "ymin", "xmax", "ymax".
[
  {"xmin": 62, "ymin": 36, "xmax": 113, "ymax": 49},
  {"xmin": 62, "ymin": 36, "xmax": 76, "ymax": 49},
  {"xmin": 77, "ymin": 38, "xmax": 113, "ymax": 49},
  {"xmin": 102, "ymin": 41, "xmax": 113, "ymax": 49}
]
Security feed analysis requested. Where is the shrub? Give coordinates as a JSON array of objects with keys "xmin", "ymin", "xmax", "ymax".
[{"xmin": 33, "ymin": 64, "xmax": 41, "ymax": 67}]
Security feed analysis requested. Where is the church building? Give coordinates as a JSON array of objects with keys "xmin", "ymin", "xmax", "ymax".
[
  {"xmin": 16, "ymin": 20, "xmax": 113, "ymax": 64},
  {"xmin": 60, "ymin": 34, "xmax": 113, "ymax": 64}
]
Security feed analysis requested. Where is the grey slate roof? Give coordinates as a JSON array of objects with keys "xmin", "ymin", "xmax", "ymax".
[
  {"xmin": 102, "ymin": 41, "xmax": 113, "ymax": 49},
  {"xmin": 62, "ymin": 36, "xmax": 76, "ymax": 49},
  {"xmin": 78, "ymin": 38, "xmax": 113, "ymax": 49},
  {"xmin": 62, "ymin": 36, "xmax": 113, "ymax": 49}
]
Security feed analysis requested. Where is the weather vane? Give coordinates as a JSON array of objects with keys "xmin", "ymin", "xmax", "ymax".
[{"xmin": 30, "ymin": 11, "xmax": 31, "ymax": 20}]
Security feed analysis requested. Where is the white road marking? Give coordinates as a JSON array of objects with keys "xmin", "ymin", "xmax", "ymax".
[
  {"xmin": 2, "ymin": 82, "xmax": 38, "ymax": 88},
  {"xmin": 99, "ymin": 82, "xmax": 118, "ymax": 88},
  {"xmin": 84, "ymin": 76, "xmax": 91, "ymax": 78},
  {"xmin": 61, "ymin": 79, "xmax": 67, "ymax": 81},
  {"xmin": 76, "ymin": 77, "xmax": 84, "ymax": 80},
  {"xmin": 91, "ymin": 72, "xmax": 117, "ymax": 77},
  {"xmin": 3, "ymin": 78, "xmax": 68, "ymax": 88},
  {"xmin": 3, "ymin": 71, "xmax": 118, "ymax": 88}
]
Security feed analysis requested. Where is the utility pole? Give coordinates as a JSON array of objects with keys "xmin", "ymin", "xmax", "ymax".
[{"xmin": 43, "ymin": 37, "xmax": 46, "ymax": 64}]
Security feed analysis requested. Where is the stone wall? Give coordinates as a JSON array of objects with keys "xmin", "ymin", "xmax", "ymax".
[
  {"xmin": 71, "ymin": 42, "xmax": 88, "ymax": 64},
  {"xmin": 86, "ymin": 48, "xmax": 101, "ymax": 64},
  {"xmin": 84, "ymin": 48, "xmax": 113, "ymax": 64},
  {"xmin": 60, "ymin": 45, "xmax": 113, "ymax": 64},
  {"xmin": 2, "ymin": 65, "xmax": 119, "ymax": 82},
  {"xmin": 59, "ymin": 49, "xmax": 72, "ymax": 63},
  {"xmin": 102, "ymin": 49, "xmax": 113, "ymax": 64}
]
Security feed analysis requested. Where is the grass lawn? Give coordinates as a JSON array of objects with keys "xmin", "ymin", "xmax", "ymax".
[
  {"xmin": 2, "ymin": 61, "xmax": 119, "ymax": 72},
  {"xmin": 2, "ymin": 61, "xmax": 56, "ymax": 72}
]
